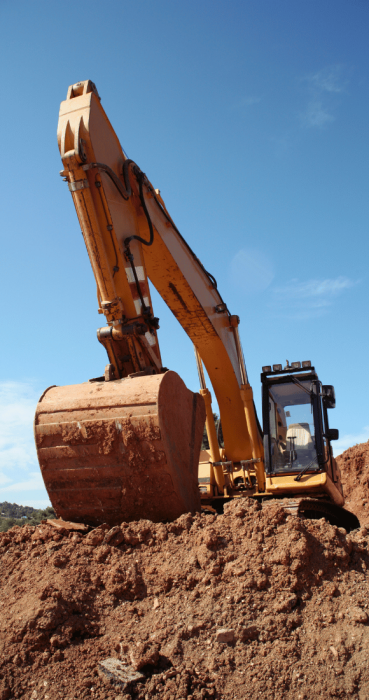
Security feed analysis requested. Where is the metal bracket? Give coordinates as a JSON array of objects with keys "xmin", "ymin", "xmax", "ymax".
[
  {"xmin": 215, "ymin": 303, "xmax": 227, "ymax": 314},
  {"xmin": 119, "ymin": 322, "xmax": 148, "ymax": 337},
  {"xmin": 104, "ymin": 364, "xmax": 115, "ymax": 382},
  {"xmin": 68, "ymin": 179, "xmax": 89, "ymax": 192},
  {"xmin": 213, "ymin": 460, "xmax": 233, "ymax": 473},
  {"xmin": 98, "ymin": 321, "xmax": 148, "ymax": 341},
  {"xmin": 128, "ymin": 367, "xmax": 156, "ymax": 378},
  {"xmin": 101, "ymin": 299, "xmax": 119, "ymax": 312},
  {"xmin": 240, "ymin": 458, "xmax": 262, "ymax": 465}
]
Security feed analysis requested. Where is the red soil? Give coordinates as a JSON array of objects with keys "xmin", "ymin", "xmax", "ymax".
[
  {"xmin": 337, "ymin": 440, "xmax": 369, "ymax": 527},
  {"xmin": 1, "ymin": 443, "xmax": 369, "ymax": 700}
]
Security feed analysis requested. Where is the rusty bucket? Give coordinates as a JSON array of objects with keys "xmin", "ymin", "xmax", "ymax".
[{"xmin": 34, "ymin": 371, "xmax": 205, "ymax": 526}]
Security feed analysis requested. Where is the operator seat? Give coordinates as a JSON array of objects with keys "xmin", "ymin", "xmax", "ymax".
[
  {"xmin": 286, "ymin": 423, "xmax": 316, "ymax": 466},
  {"xmin": 286, "ymin": 422, "xmax": 313, "ymax": 448}
]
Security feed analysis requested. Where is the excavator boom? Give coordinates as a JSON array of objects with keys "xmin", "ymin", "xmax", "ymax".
[{"xmin": 55, "ymin": 80, "xmax": 255, "ymax": 463}]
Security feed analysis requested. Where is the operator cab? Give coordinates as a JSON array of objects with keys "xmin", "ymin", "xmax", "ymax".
[{"xmin": 261, "ymin": 361, "xmax": 340, "ymax": 486}]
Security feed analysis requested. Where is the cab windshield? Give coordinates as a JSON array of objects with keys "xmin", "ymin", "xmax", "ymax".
[{"xmin": 268, "ymin": 381, "xmax": 319, "ymax": 473}]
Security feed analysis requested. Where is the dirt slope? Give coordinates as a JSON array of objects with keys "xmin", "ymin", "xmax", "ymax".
[
  {"xmin": 336, "ymin": 440, "xmax": 369, "ymax": 527},
  {"xmin": 1, "ymin": 491, "xmax": 369, "ymax": 700}
]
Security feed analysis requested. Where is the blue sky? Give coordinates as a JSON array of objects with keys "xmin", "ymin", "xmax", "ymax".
[{"xmin": 0, "ymin": 0, "xmax": 368, "ymax": 507}]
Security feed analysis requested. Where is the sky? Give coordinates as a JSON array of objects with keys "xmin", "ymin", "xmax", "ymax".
[{"xmin": 0, "ymin": 0, "xmax": 368, "ymax": 508}]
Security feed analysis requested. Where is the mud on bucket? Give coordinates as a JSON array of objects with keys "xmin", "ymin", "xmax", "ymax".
[{"xmin": 34, "ymin": 371, "xmax": 206, "ymax": 526}]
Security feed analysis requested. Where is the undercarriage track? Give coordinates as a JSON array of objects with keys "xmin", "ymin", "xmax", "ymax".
[{"xmin": 262, "ymin": 497, "xmax": 360, "ymax": 532}]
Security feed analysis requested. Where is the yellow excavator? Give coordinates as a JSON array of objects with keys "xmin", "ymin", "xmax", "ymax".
[{"xmin": 34, "ymin": 80, "xmax": 359, "ymax": 531}]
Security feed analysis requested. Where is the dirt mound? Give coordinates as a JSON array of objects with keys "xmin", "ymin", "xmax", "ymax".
[
  {"xmin": 1, "ymin": 496, "xmax": 369, "ymax": 700},
  {"xmin": 337, "ymin": 440, "xmax": 369, "ymax": 527}
]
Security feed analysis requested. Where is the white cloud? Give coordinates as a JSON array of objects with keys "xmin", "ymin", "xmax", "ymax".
[
  {"xmin": 0, "ymin": 381, "xmax": 39, "ymax": 470},
  {"xmin": 301, "ymin": 100, "xmax": 334, "ymax": 128},
  {"xmin": 231, "ymin": 96, "xmax": 262, "ymax": 111},
  {"xmin": 0, "ymin": 473, "xmax": 12, "ymax": 486},
  {"xmin": 14, "ymin": 499, "xmax": 52, "ymax": 510},
  {"xmin": 308, "ymin": 67, "xmax": 345, "ymax": 94},
  {"xmin": 241, "ymin": 96, "xmax": 261, "ymax": 106},
  {"xmin": 0, "ymin": 472, "xmax": 45, "ymax": 493},
  {"xmin": 230, "ymin": 248, "xmax": 274, "ymax": 293},
  {"xmin": 300, "ymin": 65, "xmax": 346, "ymax": 129},
  {"xmin": 0, "ymin": 381, "xmax": 50, "ymax": 506},
  {"xmin": 333, "ymin": 427, "xmax": 369, "ymax": 457},
  {"xmin": 276, "ymin": 276, "xmax": 355, "ymax": 299},
  {"xmin": 271, "ymin": 276, "xmax": 357, "ymax": 319}
]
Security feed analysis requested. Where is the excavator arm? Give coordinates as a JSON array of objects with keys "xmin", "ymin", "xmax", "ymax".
[{"xmin": 34, "ymin": 80, "xmax": 264, "ymax": 526}]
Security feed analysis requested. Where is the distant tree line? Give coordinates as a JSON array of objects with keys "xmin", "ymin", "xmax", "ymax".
[{"xmin": 0, "ymin": 502, "xmax": 55, "ymax": 533}]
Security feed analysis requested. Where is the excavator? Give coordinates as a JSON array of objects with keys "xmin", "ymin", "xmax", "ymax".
[{"xmin": 34, "ymin": 80, "xmax": 359, "ymax": 532}]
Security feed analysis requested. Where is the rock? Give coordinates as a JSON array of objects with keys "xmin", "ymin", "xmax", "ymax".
[
  {"xmin": 85, "ymin": 525, "xmax": 109, "ymax": 546},
  {"xmin": 274, "ymin": 595, "xmax": 298, "ymax": 613},
  {"xmin": 51, "ymin": 554, "xmax": 69, "ymax": 568},
  {"xmin": 122, "ymin": 524, "xmax": 140, "ymax": 546},
  {"xmin": 329, "ymin": 646, "xmax": 339, "ymax": 658},
  {"xmin": 203, "ymin": 528, "xmax": 220, "ymax": 549},
  {"xmin": 129, "ymin": 642, "xmax": 160, "ymax": 670},
  {"xmin": 162, "ymin": 669, "xmax": 177, "ymax": 681},
  {"xmin": 161, "ymin": 634, "xmax": 183, "ymax": 662},
  {"xmin": 70, "ymin": 533, "xmax": 82, "ymax": 543},
  {"xmin": 50, "ymin": 635, "xmax": 64, "ymax": 649},
  {"xmin": 168, "ymin": 513, "xmax": 193, "ymax": 533},
  {"xmin": 31, "ymin": 528, "xmax": 47, "ymax": 542},
  {"xmin": 105, "ymin": 527, "xmax": 125, "ymax": 546},
  {"xmin": 215, "ymin": 628, "xmax": 235, "ymax": 644},
  {"xmin": 153, "ymin": 597, "xmax": 160, "ymax": 609},
  {"xmin": 238, "ymin": 625, "xmax": 259, "ymax": 642},
  {"xmin": 95, "ymin": 544, "xmax": 111, "ymax": 562},
  {"xmin": 46, "ymin": 518, "xmax": 89, "ymax": 533},
  {"xmin": 98, "ymin": 658, "xmax": 144, "ymax": 689},
  {"xmin": 350, "ymin": 606, "xmax": 368, "ymax": 624},
  {"xmin": 187, "ymin": 622, "xmax": 205, "ymax": 636}
]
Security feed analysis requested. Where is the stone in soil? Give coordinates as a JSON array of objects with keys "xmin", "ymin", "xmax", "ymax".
[{"xmin": 98, "ymin": 658, "xmax": 144, "ymax": 689}]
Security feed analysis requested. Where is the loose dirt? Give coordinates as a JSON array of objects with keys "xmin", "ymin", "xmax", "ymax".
[
  {"xmin": 1, "ymin": 443, "xmax": 369, "ymax": 700},
  {"xmin": 337, "ymin": 439, "xmax": 369, "ymax": 528}
]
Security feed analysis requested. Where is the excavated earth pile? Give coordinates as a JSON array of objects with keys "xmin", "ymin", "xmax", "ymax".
[
  {"xmin": 336, "ymin": 440, "xmax": 369, "ymax": 528},
  {"xmin": 1, "ymin": 493, "xmax": 369, "ymax": 700}
]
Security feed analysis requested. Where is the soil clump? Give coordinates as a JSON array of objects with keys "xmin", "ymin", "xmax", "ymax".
[{"xmin": 1, "ymin": 446, "xmax": 369, "ymax": 699}]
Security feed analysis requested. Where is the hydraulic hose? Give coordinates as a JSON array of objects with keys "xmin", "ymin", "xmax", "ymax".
[{"xmin": 83, "ymin": 158, "xmax": 226, "ymax": 309}]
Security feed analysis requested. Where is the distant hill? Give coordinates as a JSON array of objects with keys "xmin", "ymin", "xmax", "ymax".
[{"xmin": 0, "ymin": 501, "xmax": 55, "ymax": 533}]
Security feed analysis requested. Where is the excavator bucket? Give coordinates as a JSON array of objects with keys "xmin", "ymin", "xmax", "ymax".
[{"xmin": 34, "ymin": 371, "xmax": 205, "ymax": 526}]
